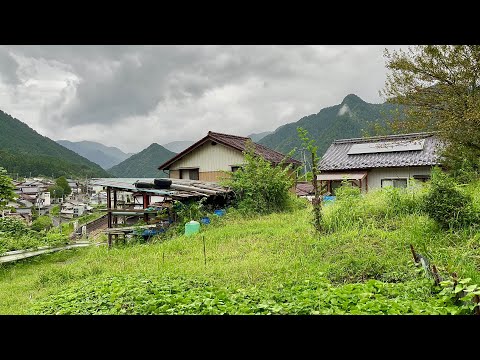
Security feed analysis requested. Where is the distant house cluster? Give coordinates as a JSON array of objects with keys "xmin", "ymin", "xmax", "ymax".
[
  {"xmin": 3, "ymin": 178, "xmax": 55, "ymax": 224},
  {"xmin": 1, "ymin": 177, "xmax": 96, "ymax": 224}
]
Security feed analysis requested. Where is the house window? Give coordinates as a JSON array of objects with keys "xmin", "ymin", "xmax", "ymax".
[
  {"xmin": 381, "ymin": 178, "xmax": 408, "ymax": 188},
  {"xmin": 180, "ymin": 168, "xmax": 199, "ymax": 180},
  {"xmin": 231, "ymin": 166, "xmax": 242, "ymax": 172},
  {"xmin": 413, "ymin": 175, "xmax": 430, "ymax": 182}
]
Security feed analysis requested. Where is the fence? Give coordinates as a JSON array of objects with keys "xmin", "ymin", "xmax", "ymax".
[{"xmin": 70, "ymin": 214, "xmax": 108, "ymax": 240}]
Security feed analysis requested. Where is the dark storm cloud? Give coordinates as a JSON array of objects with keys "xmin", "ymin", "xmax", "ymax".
[
  {"xmin": 0, "ymin": 45, "xmax": 405, "ymax": 152},
  {"xmin": 3, "ymin": 45, "xmax": 344, "ymax": 127}
]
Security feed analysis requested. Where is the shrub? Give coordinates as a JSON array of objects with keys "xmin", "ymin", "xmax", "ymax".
[
  {"xmin": 0, "ymin": 216, "xmax": 29, "ymax": 235},
  {"xmin": 31, "ymin": 215, "xmax": 53, "ymax": 232},
  {"xmin": 383, "ymin": 181, "xmax": 426, "ymax": 216},
  {"xmin": 422, "ymin": 168, "xmax": 479, "ymax": 229},
  {"xmin": 220, "ymin": 140, "xmax": 294, "ymax": 215},
  {"xmin": 334, "ymin": 180, "xmax": 361, "ymax": 200}
]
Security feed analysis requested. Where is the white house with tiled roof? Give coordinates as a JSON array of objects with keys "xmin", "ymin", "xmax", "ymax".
[
  {"xmin": 317, "ymin": 132, "xmax": 444, "ymax": 194},
  {"xmin": 158, "ymin": 131, "xmax": 302, "ymax": 182}
]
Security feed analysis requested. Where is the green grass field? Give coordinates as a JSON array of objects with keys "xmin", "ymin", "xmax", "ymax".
[{"xmin": 1, "ymin": 180, "xmax": 479, "ymax": 314}]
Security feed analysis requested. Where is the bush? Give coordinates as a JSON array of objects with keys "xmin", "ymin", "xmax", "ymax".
[
  {"xmin": 322, "ymin": 180, "xmax": 428, "ymax": 233},
  {"xmin": 220, "ymin": 140, "xmax": 294, "ymax": 215},
  {"xmin": 0, "ymin": 216, "xmax": 29, "ymax": 235},
  {"xmin": 335, "ymin": 180, "xmax": 361, "ymax": 200},
  {"xmin": 383, "ymin": 180, "xmax": 426, "ymax": 216},
  {"xmin": 422, "ymin": 168, "xmax": 479, "ymax": 229},
  {"xmin": 31, "ymin": 215, "xmax": 53, "ymax": 232}
]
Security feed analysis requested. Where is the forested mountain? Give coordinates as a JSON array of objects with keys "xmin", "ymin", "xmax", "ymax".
[
  {"xmin": 108, "ymin": 143, "xmax": 176, "ymax": 178},
  {"xmin": 56, "ymin": 140, "xmax": 135, "ymax": 169},
  {"xmin": 258, "ymin": 94, "xmax": 398, "ymax": 161},
  {"xmin": 247, "ymin": 131, "xmax": 273, "ymax": 142},
  {"xmin": 0, "ymin": 110, "xmax": 110, "ymax": 178}
]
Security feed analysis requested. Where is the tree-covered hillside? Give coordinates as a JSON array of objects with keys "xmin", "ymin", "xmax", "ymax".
[
  {"xmin": 0, "ymin": 110, "xmax": 110, "ymax": 178},
  {"xmin": 258, "ymin": 94, "xmax": 398, "ymax": 161},
  {"xmin": 108, "ymin": 143, "xmax": 176, "ymax": 178}
]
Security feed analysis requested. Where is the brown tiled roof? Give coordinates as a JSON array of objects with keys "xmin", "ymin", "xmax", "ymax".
[
  {"xmin": 319, "ymin": 132, "xmax": 444, "ymax": 171},
  {"xmin": 158, "ymin": 131, "xmax": 301, "ymax": 169},
  {"xmin": 295, "ymin": 182, "xmax": 314, "ymax": 196}
]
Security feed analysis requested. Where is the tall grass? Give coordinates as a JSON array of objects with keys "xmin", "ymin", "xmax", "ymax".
[{"xmin": 0, "ymin": 180, "xmax": 479, "ymax": 314}]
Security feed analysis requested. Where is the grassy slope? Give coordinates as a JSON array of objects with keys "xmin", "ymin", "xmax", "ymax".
[{"xmin": 1, "ymin": 179, "xmax": 479, "ymax": 314}]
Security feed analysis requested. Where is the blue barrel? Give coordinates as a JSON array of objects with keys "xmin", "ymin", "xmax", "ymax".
[
  {"xmin": 214, "ymin": 209, "xmax": 226, "ymax": 216},
  {"xmin": 200, "ymin": 217, "xmax": 211, "ymax": 225}
]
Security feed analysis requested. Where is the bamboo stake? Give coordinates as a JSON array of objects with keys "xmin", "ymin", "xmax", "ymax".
[{"xmin": 202, "ymin": 235, "xmax": 207, "ymax": 267}]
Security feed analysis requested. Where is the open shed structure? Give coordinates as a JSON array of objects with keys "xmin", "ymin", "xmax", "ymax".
[{"xmin": 90, "ymin": 178, "xmax": 232, "ymax": 247}]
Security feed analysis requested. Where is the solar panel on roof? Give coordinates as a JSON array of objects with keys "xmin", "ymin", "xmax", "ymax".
[{"xmin": 347, "ymin": 139, "xmax": 425, "ymax": 155}]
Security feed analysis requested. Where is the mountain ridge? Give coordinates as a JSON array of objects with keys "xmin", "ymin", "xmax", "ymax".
[
  {"xmin": 0, "ymin": 109, "xmax": 110, "ymax": 178},
  {"xmin": 108, "ymin": 143, "xmax": 176, "ymax": 178},
  {"xmin": 56, "ymin": 140, "xmax": 135, "ymax": 169},
  {"xmin": 258, "ymin": 94, "xmax": 398, "ymax": 162}
]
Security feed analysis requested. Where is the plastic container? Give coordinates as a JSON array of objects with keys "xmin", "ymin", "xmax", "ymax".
[
  {"xmin": 214, "ymin": 209, "xmax": 226, "ymax": 216},
  {"xmin": 184, "ymin": 220, "xmax": 200, "ymax": 236},
  {"xmin": 200, "ymin": 217, "xmax": 211, "ymax": 225}
]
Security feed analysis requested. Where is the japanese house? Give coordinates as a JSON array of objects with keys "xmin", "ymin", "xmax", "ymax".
[
  {"xmin": 158, "ymin": 131, "xmax": 302, "ymax": 182},
  {"xmin": 317, "ymin": 132, "xmax": 443, "ymax": 194}
]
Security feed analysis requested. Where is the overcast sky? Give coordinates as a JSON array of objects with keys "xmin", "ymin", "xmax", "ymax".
[{"xmin": 0, "ymin": 45, "xmax": 405, "ymax": 153}]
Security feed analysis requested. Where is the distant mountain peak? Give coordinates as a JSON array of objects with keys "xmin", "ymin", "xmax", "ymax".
[
  {"xmin": 108, "ymin": 142, "xmax": 176, "ymax": 178},
  {"xmin": 341, "ymin": 93, "xmax": 365, "ymax": 105}
]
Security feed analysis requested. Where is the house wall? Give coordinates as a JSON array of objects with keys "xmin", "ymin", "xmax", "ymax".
[
  {"xmin": 40, "ymin": 192, "xmax": 51, "ymax": 206},
  {"xmin": 169, "ymin": 141, "xmax": 245, "ymax": 172},
  {"xmin": 169, "ymin": 170, "xmax": 180, "ymax": 179},
  {"xmin": 367, "ymin": 166, "xmax": 433, "ymax": 190},
  {"xmin": 199, "ymin": 171, "xmax": 228, "ymax": 182}
]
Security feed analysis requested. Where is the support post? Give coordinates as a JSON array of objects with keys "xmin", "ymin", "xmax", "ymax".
[
  {"xmin": 113, "ymin": 189, "xmax": 117, "ymax": 226},
  {"xmin": 143, "ymin": 193, "xmax": 149, "ymax": 223},
  {"xmin": 107, "ymin": 187, "xmax": 112, "ymax": 248}
]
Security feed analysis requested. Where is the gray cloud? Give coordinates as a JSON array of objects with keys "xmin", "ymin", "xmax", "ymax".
[
  {"xmin": 0, "ymin": 47, "xmax": 20, "ymax": 85},
  {"xmin": 0, "ymin": 45, "xmax": 405, "ymax": 152}
]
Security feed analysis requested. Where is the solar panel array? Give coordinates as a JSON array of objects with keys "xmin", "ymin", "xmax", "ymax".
[{"xmin": 347, "ymin": 139, "xmax": 425, "ymax": 155}]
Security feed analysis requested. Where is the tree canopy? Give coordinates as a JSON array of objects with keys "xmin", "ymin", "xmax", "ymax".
[
  {"xmin": 47, "ymin": 185, "xmax": 64, "ymax": 199},
  {"xmin": 56, "ymin": 177, "xmax": 72, "ymax": 197},
  {"xmin": 381, "ymin": 45, "xmax": 480, "ymax": 176},
  {"xmin": 0, "ymin": 167, "xmax": 16, "ymax": 209}
]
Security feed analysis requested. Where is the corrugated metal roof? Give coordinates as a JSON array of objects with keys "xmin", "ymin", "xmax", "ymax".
[
  {"xmin": 90, "ymin": 178, "xmax": 231, "ymax": 200},
  {"xmin": 319, "ymin": 133, "xmax": 443, "ymax": 171},
  {"xmin": 90, "ymin": 179, "xmax": 174, "ymax": 195},
  {"xmin": 158, "ymin": 131, "xmax": 301, "ymax": 169}
]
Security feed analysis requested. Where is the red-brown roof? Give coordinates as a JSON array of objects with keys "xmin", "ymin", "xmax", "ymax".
[
  {"xmin": 295, "ymin": 182, "xmax": 314, "ymax": 196},
  {"xmin": 158, "ymin": 131, "xmax": 301, "ymax": 170}
]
